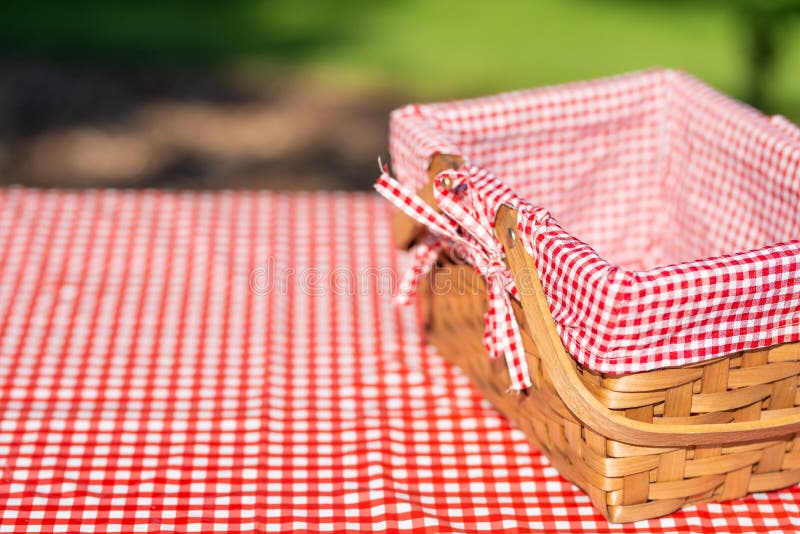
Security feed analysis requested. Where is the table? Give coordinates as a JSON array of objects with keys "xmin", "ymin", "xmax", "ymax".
[{"xmin": 1, "ymin": 189, "xmax": 798, "ymax": 532}]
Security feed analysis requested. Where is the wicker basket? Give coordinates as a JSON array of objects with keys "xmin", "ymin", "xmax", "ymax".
[{"xmin": 392, "ymin": 154, "xmax": 800, "ymax": 523}]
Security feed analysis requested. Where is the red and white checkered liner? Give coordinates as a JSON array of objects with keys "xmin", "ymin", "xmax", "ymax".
[
  {"xmin": 2, "ymin": 189, "xmax": 800, "ymax": 531},
  {"xmin": 386, "ymin": 68, "xmax": 800, "ymax": 374}
]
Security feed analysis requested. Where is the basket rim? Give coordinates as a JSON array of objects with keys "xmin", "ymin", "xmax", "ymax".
[{"xmin": 493, "ymin": 203, "xmax": 800, "ymax": 447}]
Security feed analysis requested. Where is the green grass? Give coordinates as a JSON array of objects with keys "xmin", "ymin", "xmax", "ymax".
[
  {"xmin": 2, "ymin": 1, "xmax": 800, "ymax": 114},
  {"xmin": 316, "ymin": 1, "xmax": 745, "ymax": 99}
]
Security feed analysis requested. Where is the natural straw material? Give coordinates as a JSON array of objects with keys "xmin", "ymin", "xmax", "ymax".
[{"xmin": 397, "ymin": 159, "xmax": 800, "ymax": 523}]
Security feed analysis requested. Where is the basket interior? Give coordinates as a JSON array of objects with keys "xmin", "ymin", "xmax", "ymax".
[{"xmin": 421, "ymin": 70, "xmax": 800, "ymax": 271}]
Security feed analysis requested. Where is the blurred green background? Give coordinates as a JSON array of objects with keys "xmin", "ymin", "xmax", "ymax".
[{"xmin": 1, "ymin": 0, "xmax": 799, "ymax": 189}]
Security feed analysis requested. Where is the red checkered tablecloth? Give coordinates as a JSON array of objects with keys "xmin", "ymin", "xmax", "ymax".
[{"xmin": 1, "ymin": 188, "xmax": 799, "ymax": 532}]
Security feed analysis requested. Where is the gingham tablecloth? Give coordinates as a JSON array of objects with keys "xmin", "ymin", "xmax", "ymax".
[{"xmin": 1, "ymin": 188, "xmax": 799, "ymax": 533}]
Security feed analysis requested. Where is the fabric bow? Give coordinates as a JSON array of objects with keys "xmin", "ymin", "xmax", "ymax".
[{"xmin": 375, "ymin": 165, "xmax": 532, "ymax": 392}]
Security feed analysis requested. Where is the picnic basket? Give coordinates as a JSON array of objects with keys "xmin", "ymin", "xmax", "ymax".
[{"xmin": 376, "ymin": 69, "xmax": 800, "ymax": 522}]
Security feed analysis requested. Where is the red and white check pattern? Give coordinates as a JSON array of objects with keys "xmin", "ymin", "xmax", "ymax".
[
  {"xmin": 375, "ymin": 170, "xmax": 531, "ymax": 391},
  {"xmin": 388, "ymin": 68, "xmax": 800, "ymax": 374},
  {"xmin": 1, "ymin": 188, "xmax": 800, "ymax": 531}
]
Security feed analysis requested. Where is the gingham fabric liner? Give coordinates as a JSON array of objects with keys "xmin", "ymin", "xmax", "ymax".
[
  {"xmin": 4, "ymin": 189, "xmax": 800, "ymax": 532},
  {"xmin": 387, "ymin": 68, "xmax": 800, "ymax": 374}
]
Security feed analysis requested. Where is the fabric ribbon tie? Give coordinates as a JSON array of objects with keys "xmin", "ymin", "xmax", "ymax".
[{"xmin": 375, "ymin": 165, "xmax": 532, "ymax": 392}]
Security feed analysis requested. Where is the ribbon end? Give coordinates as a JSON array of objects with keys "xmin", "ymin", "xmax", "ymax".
[
  {"xmin": 377, "ymin": 156, "xmax": 389, "ymax": 175},
  {"xmin": 505, "ymin": 384, "xmax": 526, "ymax": 395},
  {"xmin": 393, "ymin": 293, "xmax": 414, "ymax": 307}
]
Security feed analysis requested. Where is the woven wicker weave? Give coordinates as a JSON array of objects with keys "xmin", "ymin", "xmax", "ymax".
[{"xmin": 399, "ymin": 156, "xmax": 800, "ymax": 523}]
